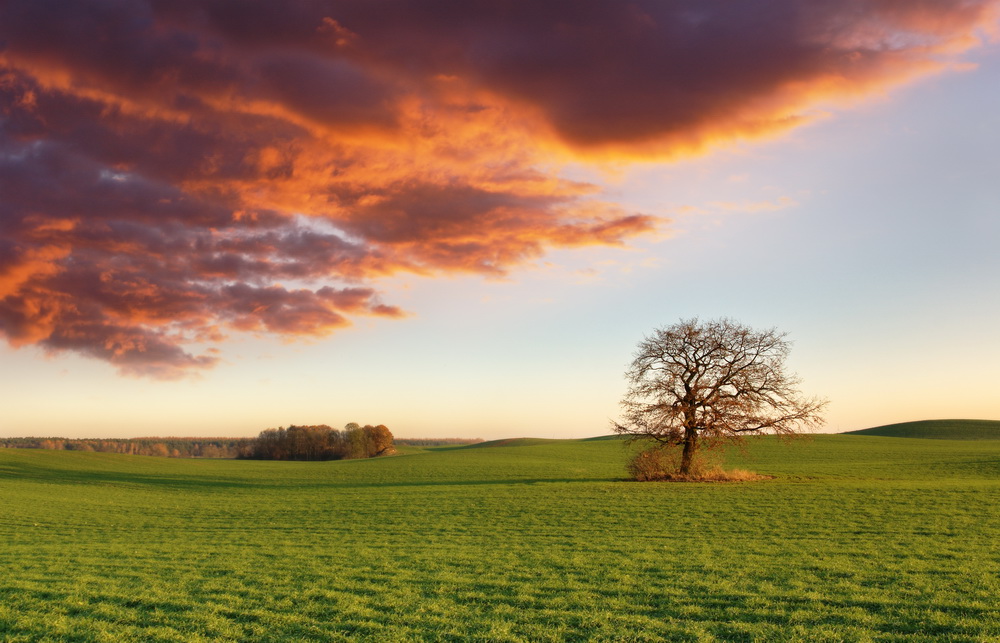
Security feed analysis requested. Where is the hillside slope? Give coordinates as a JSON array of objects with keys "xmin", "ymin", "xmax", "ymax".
[{"xmin": 844, "ymin": 419, "xmax": 1000, "ymax": 440}]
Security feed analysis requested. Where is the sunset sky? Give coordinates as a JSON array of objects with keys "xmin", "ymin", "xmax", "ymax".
[{"xmin": 2, "ymin": 0, "xmax": 999, "ymax": 440}]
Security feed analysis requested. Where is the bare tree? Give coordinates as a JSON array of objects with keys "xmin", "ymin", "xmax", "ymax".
[{"xmin": 614, "ymin": 318, "xmax": 827, "ymax": 476}]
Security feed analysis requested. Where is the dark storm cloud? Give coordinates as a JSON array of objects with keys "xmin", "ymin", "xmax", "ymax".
[{"xmin": 1, "ymin": 0, "xmax": 995, "ymax": 375}]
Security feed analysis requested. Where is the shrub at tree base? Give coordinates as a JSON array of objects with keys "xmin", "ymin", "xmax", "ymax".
[{"xmin": 627, "ymin": 446, "xmax": 770, "ymax": 482}]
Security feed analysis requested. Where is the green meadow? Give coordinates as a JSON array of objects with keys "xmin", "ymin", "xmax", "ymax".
[{"xmin": 2, "ymin": 425, "xmax": 1000, "ymax": 641}]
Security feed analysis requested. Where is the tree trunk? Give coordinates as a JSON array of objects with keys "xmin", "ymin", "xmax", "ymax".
[{"xmin": 679, "ymin": 427, "xmax": 698, "ymax": 475}]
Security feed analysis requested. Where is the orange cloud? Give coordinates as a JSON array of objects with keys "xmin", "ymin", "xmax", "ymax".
[{"xmin": 1, "ymin": 0, "xmax": 996, "ymax": 375}]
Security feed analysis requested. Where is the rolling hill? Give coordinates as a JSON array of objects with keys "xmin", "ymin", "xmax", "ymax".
[{"xmin": 844, "ymin": 418, "xmax": 1000, "ymax": 439}]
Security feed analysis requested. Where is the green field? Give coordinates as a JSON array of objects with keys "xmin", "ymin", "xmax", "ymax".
[
  {"xmin": 844, "ymin": 419, "xmax": 1000, "ymax": 440},
  {"xmin": 2, "ymin": 430, "xmax": 1000, "ymax": 641}
]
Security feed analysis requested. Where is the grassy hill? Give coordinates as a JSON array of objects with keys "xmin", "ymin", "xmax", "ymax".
[
  {"xmin": 463, "ymin": 437, "xmax": 566, "ymax": 448},
  {"xmin": 844, "ymin": 418, "xmax": 1000, "ymax": 440},
  {"xmin": 2, "ymin": 435, "xmax": 1000, "ymax": 640}
]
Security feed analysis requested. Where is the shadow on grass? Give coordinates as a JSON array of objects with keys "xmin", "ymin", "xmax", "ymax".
[
  {"xmin": 0, "ymin": 463, "xmax": 261, "ymax": 490},
  {"xmin": 0, "ymin": 460, "xmax": 618, "ymax": 491}
]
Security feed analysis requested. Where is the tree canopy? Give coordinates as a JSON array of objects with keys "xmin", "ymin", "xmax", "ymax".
[
  {"xmin": 614, "ymin": 318, "xmax": 826, "ymax": 477},
  {"xmin": 245, "ymin": 423, "xmax": 395, "ymax": 461}
]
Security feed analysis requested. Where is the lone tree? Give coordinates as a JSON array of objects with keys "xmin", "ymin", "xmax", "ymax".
[{"xmin": 614, "ymin": 318, "xmax": 826, "ymax": 477}]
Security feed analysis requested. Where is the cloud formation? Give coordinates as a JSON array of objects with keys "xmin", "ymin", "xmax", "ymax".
[{"xmin": 1, "ymin": 0, "xmax": 996, "ymax": 376}]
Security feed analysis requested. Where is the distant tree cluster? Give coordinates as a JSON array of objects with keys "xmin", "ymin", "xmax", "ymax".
[
  {"xmin": 394, "ymin": 438, "xmax": 484, "ymax": 447},
  {"xmin": 243, "ymin": 423, "xmax": 395, "ymax": 461},
  {"xmin": 0, "ymin": 437, "xmax": 251, "ymax": 458},
  {"xmin": 0, "ymin": 426, "xmax": 398, "ymax": 461}
]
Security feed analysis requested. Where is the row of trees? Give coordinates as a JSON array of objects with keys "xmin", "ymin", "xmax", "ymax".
[
  {"xmin": 394, "ymin": 438, "xmax": 483, "ymax": 446},
  {"xmin": 242, "ymin": 423, "xmax": 395, "ymax": 461},
  {"xmin": 0, "ymin": 437, "xmax": 251, "ymax": 458},
  {"xmin": 1, "ymin": 423, "xmax": 402, "ymax": 460}
]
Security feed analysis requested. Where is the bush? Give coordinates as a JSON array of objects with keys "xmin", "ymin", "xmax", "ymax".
[
  {"xmin": 626, "ymin": 445, "xmax": 768, "ymax": 482},
  {"xmin": 627, "ymin": 446, "xmax": 678, "ymax": 481}
]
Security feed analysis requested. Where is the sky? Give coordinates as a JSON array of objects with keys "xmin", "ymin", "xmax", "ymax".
[{"xmin": 2, "ymin": 0, "xmax": 999, "ymax": 440}]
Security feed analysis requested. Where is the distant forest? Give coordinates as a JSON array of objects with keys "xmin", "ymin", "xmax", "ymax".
[
  {"xmin": 0, "ymin": 437, "xmax": 251, "ymax": 458},
  {"xmin": 1, "ymin": 433, "xmax": 483, "ymax": 458},
  {"xmin": 395, "ymin": 438, "xmax": 484, "ymax": 446}
]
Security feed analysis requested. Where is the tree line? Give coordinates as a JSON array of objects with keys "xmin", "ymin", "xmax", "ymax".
[
  {"xmin": 242, "ymin": 423, "xmax": 395, "ymax": 461},
  {"xmin": 1, "ymin": 422, "xmax": 403, "ymax": 460},
  {"xmin": 0, "ymin": 437, "xmax": 251, "ymax": 458},
  {"xmin": 394, "ymin": 437, "xmax": 484, "ymax": 446}
]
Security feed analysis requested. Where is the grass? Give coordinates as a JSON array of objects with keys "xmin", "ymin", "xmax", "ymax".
[
  {"xmin": 2, "ymin": 431, "xmax": 1000, "ymax": 641},
  {"xmin": 639, "ymin": 468, "xmax": 772, "ymax": 482},
  {"xmin": 844, "ymin": 418, "xmax": 1000, "ymax": 440}
]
